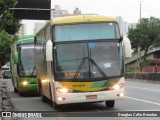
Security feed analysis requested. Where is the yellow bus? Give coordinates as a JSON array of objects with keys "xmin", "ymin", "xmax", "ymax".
[{"xmin": 34, "ymin": 15, "xmax": 132, "ymax": 109}]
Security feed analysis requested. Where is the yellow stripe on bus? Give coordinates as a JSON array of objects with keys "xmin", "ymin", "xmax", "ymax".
[
  {"xmin": 59, "ymin": 81, "xmax": 106, "ymax": 92},
  {"xmin": 51, "ymin": 15, "xmax": 117, "ymax": 25}
]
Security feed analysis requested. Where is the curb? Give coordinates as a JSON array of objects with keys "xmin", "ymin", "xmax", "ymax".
[
  {"xmin": 0, "ymin": 80, "xmax": 2, "ymax": 120},
  {"xmin": 0, "ymin": 79, "xmax": 14, "ymax": 120}
]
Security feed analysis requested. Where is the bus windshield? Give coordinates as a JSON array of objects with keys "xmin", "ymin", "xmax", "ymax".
[
  {"xmin": 18, "ymin": 45, "xmax": 36, "ymax": 76},
  {"xmin": 55, "ymin": 22, "xmax": 120, "ymax": 42},
  {"xmin": 54, "ymin": 42, "xmax": 123, "ymax": 80}
]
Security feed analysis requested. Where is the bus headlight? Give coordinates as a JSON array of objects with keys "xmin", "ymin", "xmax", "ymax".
[
  {"xmin": 56, "ymin": 87, "xmax": 73, "ymax": 93},
  {"xmin": 41, "ymin": 79, "xmax": 49, "ymax": 83},
  {"xmin": 109, "ymin": 83, "xmax": 124, "ymax": 90},
  {"xmin": 113, "ymin": 85, "xmax": 120, "ymax": 90},
  {"xmin": 21, "ymin": 81, "xmax": 29, "ymax": 86}
]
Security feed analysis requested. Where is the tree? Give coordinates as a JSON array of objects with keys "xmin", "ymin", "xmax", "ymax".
[
  {"xmin": 128, "ymin": 17, "xmax": 160, "ymax": 61},
  {"xmin": 0, "ymin": 31, "xmax": 18, "ymax": 65},
  {"xmin": 0, "ymin": 0, "xmax": 21, "ymax": 66},
  {"xmin": 0, "ymin": 0, "xmax": 21, "ymax": 34}
]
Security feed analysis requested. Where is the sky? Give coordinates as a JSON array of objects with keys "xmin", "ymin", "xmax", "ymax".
[{"xmin": 22, "ymin": 0, "xmax": 160, "ymax": 35}]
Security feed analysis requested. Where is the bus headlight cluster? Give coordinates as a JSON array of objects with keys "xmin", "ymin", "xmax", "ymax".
[
  {"xmin": 56, "ymin": 87, "xmax": 73, "ymax": 93},
  {"xmin": 113, "ymin": 85, "xmax": 120, "ymax": 90},
  {"xmin": 20, "ymin": 81, "xmax": 29, "ymax": 86},
  {"xmin": 119, "ymin": 93, "xmax": 124, "ymax": 97},
  {"xmin": 41, "ymin": 79, "xmax": 49, "ymax": 83},
  {"xmin": 109, "ymin": 83, "xmax": 124, "ymax": 90}
]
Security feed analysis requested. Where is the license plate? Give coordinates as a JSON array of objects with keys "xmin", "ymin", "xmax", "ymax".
[{"xmin": 86, "ymin": 95, "xmax": 97, "ymax": 100}]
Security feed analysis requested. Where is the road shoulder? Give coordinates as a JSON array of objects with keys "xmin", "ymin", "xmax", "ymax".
[{"xmin": 0, "ymin": 79, "xmax": 14, "ymax": 120}]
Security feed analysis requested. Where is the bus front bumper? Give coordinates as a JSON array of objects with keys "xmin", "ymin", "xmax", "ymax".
[
  {"xmin": 19, "ymin": 83, "xmax": 39, "ymax": 93},
  {"xmin": 55, "ymin": 89, "xmax": 124, "ymax": 105}
]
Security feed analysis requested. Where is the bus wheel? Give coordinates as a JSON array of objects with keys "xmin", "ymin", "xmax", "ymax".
[
  {"xmin": 41, "ymin": 94, "xmax": 47, "ymax": 102},
  {"xmin": 14, "ymin": 87, "xmax": 18, "ymax": 93},
  {"xmin": 53, "ymin": 102, "xmax": 60, "ymax": 110},
  {"xmin": 105, "ymin": 100, "xmax": 115, "ymax": 108},
  {"xmin": 40, "ymin": 88, "xmax": 47, "ymax": 102}
]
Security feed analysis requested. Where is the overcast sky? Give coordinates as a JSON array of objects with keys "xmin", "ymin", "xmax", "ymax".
[{"xmin": 23, "ymin": 0, "xmax": 160, "ymax": 35}]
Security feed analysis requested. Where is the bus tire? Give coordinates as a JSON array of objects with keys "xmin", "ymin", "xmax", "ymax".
[
  {"xmin": 40, "ymin": 87, "xmax": 47, "ymax": 102},
  {"xmin": 19, "ymin": 91, "xmax": 24, "ymax": 96},
  {"xmin": 105, "ymin": 100, "xmax": 115, "ymax": 108},
  {"xmin": 49, "ymin": 83, "xmax": 53, "ymax": 100},
  {"xmin": 14, "ymin": 87, "xmax": 18, "ymax": 93},
  {"xmin": 53, "ymin": 102, "xmax": 60, "ymax": 110},
  {"xmin": 41, "ymin": 94, "xmax": 47, "ymax": 102}
]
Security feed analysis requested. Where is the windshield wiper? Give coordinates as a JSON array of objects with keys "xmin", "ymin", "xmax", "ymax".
[
  {"xmin": 89, "ymin": 58, "xmax": 108, "ymax": 79},
  {"xmin": 31, "ymin": 66, "xmax": 36, "ymax": 76},
  {"xmin": 74, "ymin": 57, "xmax": 108, "ymax": 80},
  {"xmin": 73, "ymin": 57, "xmax": 87, "ymax": 79}
]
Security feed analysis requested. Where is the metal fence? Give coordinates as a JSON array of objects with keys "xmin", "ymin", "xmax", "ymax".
[
  {"xmin": 127, "ymin": 66, "xmax": 160, "ymax": 72},
  {"xmin": 125, "ymin": 72, "xmax": 160, "ymax": 81}
]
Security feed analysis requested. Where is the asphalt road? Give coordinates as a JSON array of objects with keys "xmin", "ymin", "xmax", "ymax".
[{"xmin": 1, "ymin": 79, "xmax": 160, "ymax": 120}]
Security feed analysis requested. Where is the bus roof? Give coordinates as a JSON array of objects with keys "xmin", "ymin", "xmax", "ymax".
[
  {"xmin": 16, "ymin": 35, "xmax": 34, "ymax": 45},
  {"xmin": 20, "ymin": 35, "xmax": 34, "ymax": 39},
  {"xmin": 51, "ymin": 15, "xmax": 117, "ymax": 25}
]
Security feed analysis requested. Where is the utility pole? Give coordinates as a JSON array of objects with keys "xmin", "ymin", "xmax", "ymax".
[
  {"xmin": 140, "ymin": 1, "xmax": 142, "ymax": 24},
  {"xmin": 138, "ymin": 1, "xmax": 143, "ymax": 66}
]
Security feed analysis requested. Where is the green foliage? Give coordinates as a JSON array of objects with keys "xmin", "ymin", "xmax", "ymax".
[
  {"xmin": 0, "ymin": 31, "xmax": 19, "ymax": 65},
  {"xmin": 128, "ymin": 17, "xmax": 160, "ymax": 61},
  {"xmin": 128, "ymin": 28, "xmax": 140, "ymax": 52},
  {"xmin": 139, "ymin": 60, "xmax": 150, "ymax": 67},
  {"xmin": 2, "ymin": 13, "xmax": 21, "ymax": 34},
  {"xmin": 0, "ymin": 0, "xmax": 21, "ymax": 35},
  {"xmin": 127, "ymin": 69, "xmax": 141, "ymax": 72},
  {"xmin": 0, "ymin": 0, "xmax": 21, "ymax": 66}
]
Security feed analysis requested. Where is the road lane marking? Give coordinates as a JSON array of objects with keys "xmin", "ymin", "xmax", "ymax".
[
  {"xmin": 125, "ymin": 96, "xmax": 160, "ymax": 106},
  {"xmin": 127, "ymin": 86, "xmax": 160, "ymax": 92}
]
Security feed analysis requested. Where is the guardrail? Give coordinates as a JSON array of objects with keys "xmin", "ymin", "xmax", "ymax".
[
  {"xmin": 125, "ymin": 72, "xmax": 160, "ymax": 82},
  {"xmin": 127, "ymin": 66, "xmax": 160, "ymax": 73}
]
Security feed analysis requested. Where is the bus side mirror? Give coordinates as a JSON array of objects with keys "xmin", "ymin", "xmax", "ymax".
[
  {"xmin": 14, "ymin": 51, "xmax": 18, "ymax": 64},
  {"xmin": 46, "ymin": 40, "xmax": 53, "ymax": 61},
  {"xmin": 123, "ymin": 36, "xmax": 132, "ymax": 58}
]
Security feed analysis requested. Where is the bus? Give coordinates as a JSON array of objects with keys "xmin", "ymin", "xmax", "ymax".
[
  {"xmin": 10, "ymin": 35, "xmax": 38, "ymax": 95},
  {"xmin": 34, "ymin": 15, "xmax": 132, "ymax": 109}
]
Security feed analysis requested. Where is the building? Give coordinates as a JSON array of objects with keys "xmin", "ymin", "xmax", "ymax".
[
  {"xmin": 116, "ymin": 16, "xmax": 123, "ymax": 35},
  {"xmin": 33, "ymin": 23, "xmax": 46, "ymax": 34},
  {"xmin": 73, "ymin": 8, "xmax": 81, "ymax": 14},
  {"xmin": 116, "ymin": 16, "xmax": 128, "ymax": 36},
  {"xmin": 51, "ymin": 5, "xmax": 69, "ymax": 18},
  {"xmin": 18, "ymin": 23, "xmax": 27, "ymax": 37},
  {"xmin": 122, "ymin": 21, "xmax": 128, "ymax": 36},
  {"xmin": 51, "ymin": 5, "xmax": 94, "ymax": 18},
  {"xmin": 115, "ymin": 16, "xmax": 139, "ymax": 36},
  {"xmin": 125, "ymin": 47, "xmax": 160, "ymax": 68}
]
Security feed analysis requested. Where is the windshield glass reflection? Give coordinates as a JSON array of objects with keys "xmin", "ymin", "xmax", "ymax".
[
  {"xmin": 54, "ymin": 42, "xmax": 122, "ymax": 80},
  {"xmin": 55, "ymin": 23, "xmax": 120, "ymax": 42},
  {"xmin": 18, "ymin": 45, "xmax": 36, "ymax": 76}
]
